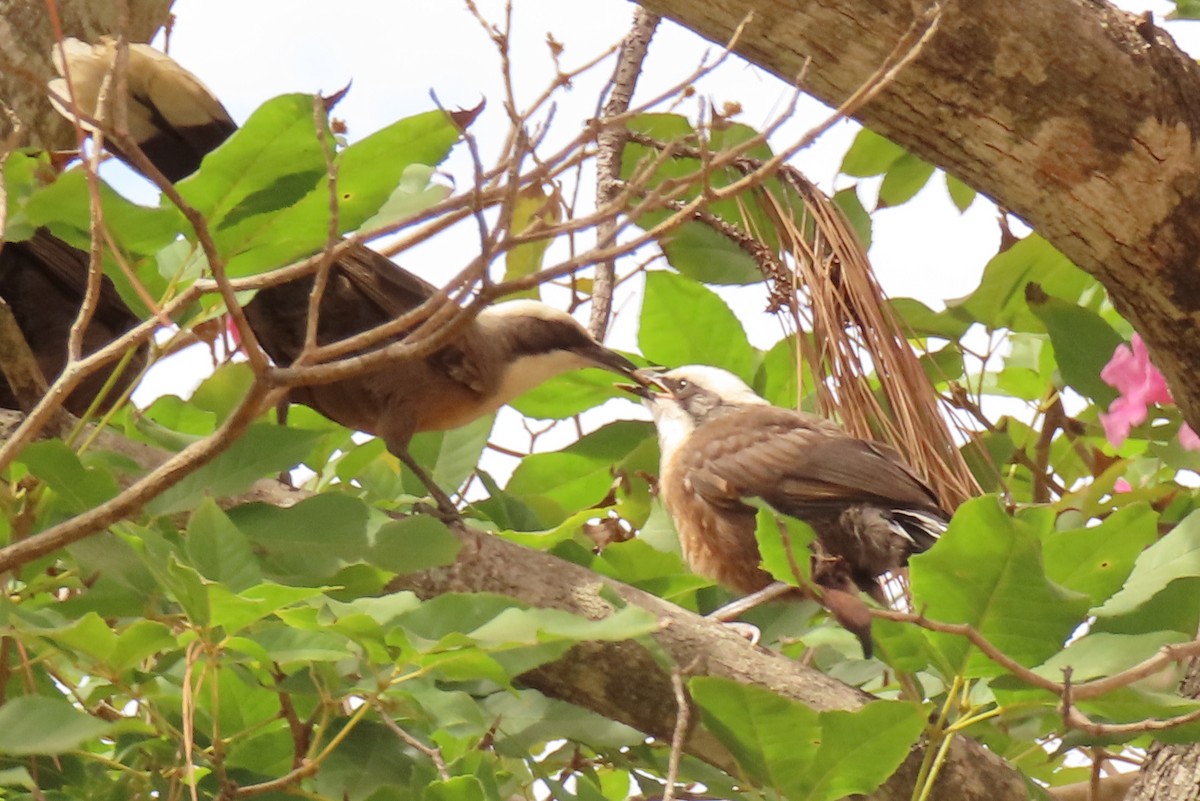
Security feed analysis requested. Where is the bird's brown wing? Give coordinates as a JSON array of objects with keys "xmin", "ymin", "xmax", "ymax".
[
  {"xmin": 682, "ymin": 406, "xmax": 942, "ymax": 515},
  {"xmin": 245, "ymin": 243, "xmax": 440, "ymax": 366},
  {"xmin": 0, "ymin": 230, "xmax": 146, "ymax": 414}
]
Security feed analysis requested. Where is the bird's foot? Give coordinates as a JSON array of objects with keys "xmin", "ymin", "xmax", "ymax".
[{"xmin": 718, "ymin": 621, "xmax": 762, "ymax": 646}]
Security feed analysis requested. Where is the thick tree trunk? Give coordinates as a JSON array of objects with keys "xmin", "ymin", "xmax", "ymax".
[{"xmin": 0, "ymin": 0, "xmax": 173, "ymax": 150}]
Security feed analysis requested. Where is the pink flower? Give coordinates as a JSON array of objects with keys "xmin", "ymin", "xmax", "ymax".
[
  {"xmin": 1113, "ymin": 478, "xmax": 1133, "ymax": 493},
  {"xmin": 226, "ymin": 315, "xmax": 242, "ymax": 348},
  {"xmin": 1098, "ymin": 334, "xmax": 1200, "ymax": 451},
  {"xmin": 1180, "ymin": 424, "xmax": 1200, "ymax": 452}
]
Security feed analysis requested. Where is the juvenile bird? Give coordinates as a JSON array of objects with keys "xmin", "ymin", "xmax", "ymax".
[{"xmin": 631, "ymin": 365, "xmax": 947, "ymax": 654}]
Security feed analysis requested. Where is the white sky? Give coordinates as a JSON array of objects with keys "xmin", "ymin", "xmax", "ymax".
[{"xmin": 128, "ymin": 0, "xmax": 1200, "ymax": 465}]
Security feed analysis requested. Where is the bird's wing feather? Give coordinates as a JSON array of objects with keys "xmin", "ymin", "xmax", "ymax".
[{"xmin": 683, "ymin": 407, "xmax": 942, "ymax": 515}]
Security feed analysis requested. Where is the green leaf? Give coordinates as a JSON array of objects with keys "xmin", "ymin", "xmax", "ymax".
[
  {"xmin": 147, "ymin": 423, "xmax": 324, "ymax": 516},
  {"xmin": 690, "ymin": 676, "xmax": 821, "ymax": 793},
  {"xmin": 1169, "ymin": 0, "xmax": 1200, "ymax": 20},
  {"xmin": 889, "ymin": 297, "xmax": 973, "ymax": 340},
  {"xmin": 639, "ymin": 271, "xmax": 756, "ymax": 382},
  {"xmin": 222, "ymin": 108, "xmax": 463, "ymax": 278},
  {"xmin": 0, "ymin": 696, "xmax": 112, "ymax": 755},
  {"xmin": 231, "ymin": 494, "xmax": 372, "ymax": 581},
  {"xmin": 878, "ymin": 153, "xmax": 934, "ymax": 207},
  {"xmin": 1095, "ymin": 510, "xmax": 1200, "ymax": 618},
  {"xmin": 405, "ymin": 412, "xmax": 493, "ymax": 495},
  {"xmin": 754, "ymin": 505, "xmax": 814, "ymax": 587},
  {"xmin": 1092, "ymin": 576, "xmax": 1200, "ymax": 637},
  {"xmin": 356, "ymin": 163, "xmax": 451, "ymax": 234},
  {"xmin": 23, "ymin": 169, "xmax": 182, "ymax": 254},
  {"xmin": 426, "ymin": 776, "xmax": 487, "ymax": 801},
  {"xmin": 1026, "ymin": 284, "xmax": 1123, "ymax": 404},
  {"xmin": 507, "ymin": 421, "xmax": 656, "ymax": 521},
  {"xmin": 185, "ymin": 499, "xmax": 262, "ymax": 592},
  {"xmin": 657, "ymin": 221, "xmax": 763, "ymax": 285},
  {"xmin": 945, "ymin": 173, "xmax": 977, "ymax": 211},
  {"xmin": 756, "ymin": 335, "xmax": 801, "ymax": 407},
  {"xmin": 510, "ymin": 365, "xmax": 643, "ymax": 420},
  {"xmin": 178, "ymin": 93, "xmax": 326, "ymax": 225},
  {"xmin": 209, "ymin": 582, "xmax": 329, "ymax": 633},
  {"xmin": 1042, "ymin": 504, "xmax": 1157, "ymax": 607},
  {"xmin": 252, "ymin": 625, "xmax": 352, "ymax": 664},
  {"xmin": 690, "ymin": 678, "xmax": 924, "ymax": 801},
  {"xmin": 953, "ymin": 236, "xmax": 1093, "ymax": 332},
  {"xmin": 19, "ymin": 440, "xmax": 119, "ymax": 513},
  {"xmin": 832, "ymin": 187, "xmax": 871, "ymax": 249},
  {"xmin": 839, "ymin": 129, "xmax": 907, "ymax": 177},
  {"xmin": 910, "ymin": 497, "xmax": 1089, "ymax": 677},
  {"xmin": 111, "ymin": 620, "xmax": 177, "ymax": 671},
  {"xmin": 1034, "ymin": 631, "xmax": 1188, "ymax": 683},
  {"xmin": 806, "ymin": 701, "xmax": 926, "ymax": 801},
  {"xmin": 370, "ymin": 516, "xmax": 461, "ymax": 574},
  {"xmin": 503, "ymin": 184, "xmax": 562, "ymax": 296}
]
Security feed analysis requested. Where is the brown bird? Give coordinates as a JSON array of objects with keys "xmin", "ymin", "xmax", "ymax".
[
  {"xmin": 631, "ymin": 365, "xmax": 947, "ymax": 655},
  {"xmin": 49, "ymin": 38, "xmax": 638, "ymax": 496},
  {"xmin": 0, "ymin": 229, "xmax": 146, "ymax": 416}
]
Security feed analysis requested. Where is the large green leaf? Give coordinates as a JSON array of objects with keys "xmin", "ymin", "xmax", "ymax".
[
  {"xmin": 22, "ymin": 168, "xmax": 182, "ymax": 254},
  {"xmin": 840, "ymin": 129, "xmax": 907, "ymax": 177},
  {"xmin": 639, "ymin": 271, "xmax": 756, "ymax": 381},
  {"xmin": 953, "ymin": 236, "xmax": 1094, "ymax": 332},
  {"xmin": 222, "ymin": 109, "xmax": 462, "ymax": 278},
  {"xmin": 506, "ymin": 421, "xmax": 656, "ymax": 521},
  {"xmin": 370, "ymin": 516, "xmax": 461, "ymax": 574},
  {"xmin": 147, "ymin": 423, "xmax": 324, "ymax": 516},
  {"xmin": 1026, "ymin": 284, "xmax": 1123, "ymax": 404},
  {"xmin": 185, "ymin": 498, "xmax": 262, "ymax": 592},
  {"xmin": 19, "ymin": 440, "xmax": 119, "ymax": 515},
  {"xmin": 690, "ymin": 678, "xmax": 923, "ymax": 801},
  {"xmin": 1095, "ymin": 510, "xmax": 1200, "ymax": 618},
  {"xmin": 0, "ymin": 697, "xmax": 112, "ymax": 755},
  {"xmin": 230, "ymin": 493, "xmax": 372, "ymax": 581},
  {"xmin": 510, "ymin": 366, "xmax": 643, "ymax": 420},
  {"xmin": 910, "ymin": 497, "xmax": 1089, "ymax": 678},
  {"xmin": 1042, "ymin": 504, "xmax": 1157, "ymax": 607},
  {"xmin": 878, "ymin": 153, "xmax": 934, "ymax": 207}
]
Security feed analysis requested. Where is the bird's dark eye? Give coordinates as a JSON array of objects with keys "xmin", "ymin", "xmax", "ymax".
[{"xmin": 673, "ymin": 378, "xmax": 691, "ymax": 393}]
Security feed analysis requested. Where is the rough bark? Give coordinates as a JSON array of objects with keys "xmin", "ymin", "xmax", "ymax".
[
  {"xmin": 633, "ymin": 0, "xmax": 1200, "ymax": 435},
  {"xmin": 0, "ymin": 0, "xmax": 172, "ymax": 150}
]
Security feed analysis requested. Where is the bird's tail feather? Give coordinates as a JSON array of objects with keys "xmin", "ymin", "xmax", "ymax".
[
  {"xmin": 889, "ymin": 509, "xmax": 946, "ymax": 553},
  {"xmin": 48, "ymin": 38, "xmax": 237, "ymax": 182}
]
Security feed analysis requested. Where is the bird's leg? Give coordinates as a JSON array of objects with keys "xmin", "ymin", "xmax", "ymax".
[
  {"xmin": 705, "ymin": 583, "xmax": 795, "ymax": 647},
  {"xmin": 394, "ymin": 445, "xmax": 460, "ymax": 520},
  {"xmin": 706, "ymin": 581, "xmax": 796, "ymax": 627}
]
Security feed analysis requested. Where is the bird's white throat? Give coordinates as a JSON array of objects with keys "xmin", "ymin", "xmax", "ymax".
[
  {"xmin": 644, "ymin": 398, "xmax": 697, "ymax": 461},
  {"xmin": 492, "ymin": 350, "xmax": 593, "ymax": 410}
]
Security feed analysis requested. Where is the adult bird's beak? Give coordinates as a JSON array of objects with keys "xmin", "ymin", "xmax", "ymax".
[{"xmin": 580, "ymin": 344, "xmax": 641, "ymax": 377}]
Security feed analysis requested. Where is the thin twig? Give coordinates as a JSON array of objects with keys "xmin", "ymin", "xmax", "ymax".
[
  {"xmin": 663, "ymin": 669, "xmax": 690, "ymax": 801},
  {"xmin": 590, "ymin": 7, "xmax": 659, "ymax": 339}
]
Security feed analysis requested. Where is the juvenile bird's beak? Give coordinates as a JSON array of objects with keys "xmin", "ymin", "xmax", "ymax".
[{"xmin": 618, "ymin": 367, "xmax": 667, "ymax": 399}]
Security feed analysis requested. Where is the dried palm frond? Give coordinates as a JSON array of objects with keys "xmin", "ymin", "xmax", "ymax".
[{"xmin": 739, "ymin": 169, "xmax": 980, "ymax": 510}]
